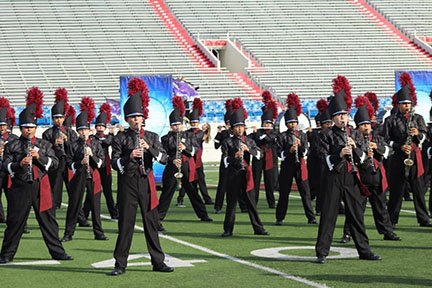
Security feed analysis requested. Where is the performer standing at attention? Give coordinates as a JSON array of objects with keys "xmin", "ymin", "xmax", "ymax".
[
  {"xmin": 110, "ymin": 77, "xmax": 173, "ymax": 275},
  {"xmin": 0, "ymin": 87, "xmax": 72, "ymax": 263}
]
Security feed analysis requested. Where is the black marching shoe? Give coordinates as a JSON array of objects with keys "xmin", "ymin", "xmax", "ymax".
[
  {"xmin": 95, "ymin": 234, "xmax": 109, "ymax": 241},
  {"xmin": 153, "ymin": 262, "xmax": 174, "ymax": 273},
  {"xmin": 419, "ymin": 222, "xmax": 432, "ymax": 227},
  {"xmin": 78, "ymin": 221, "xmax": 91, "ymax": 227},
  {"xmin": 359, "ymin": 253, "xmax": 382, "ymax": 261},
  {"xmin": 339, "ymin": 234, "xmax": 351, "ymax": 244},
  {"xmin": 315, "ymin": 256, "xmax": 326, "ymax": 264},
  {"xmin": 383, "ymin": 232, "xmax": 401, "ymax": 241},
  {"xmin": 110, "ymin": 267, "xmax": 125, "ymax": 276},
  {"xmin": 214, "ymin": 209, "xmax": 222, "ymax": 214},
  {"xmin": 221, "ymin": 231, "xmax": 233, "ymax": 237},
  {"xmin": 275, "ymin": 220, "xmax": 283, "ymax": 226},
  {"xmin": 52, "ymin": 254, "xmax": 74, "ymax": 261},
  {"xmin": 0, "ymin": 256, "xmax": 12, "ymax": 264},
  {"xmin": 254, "ymin": 230, "xmax": 270, "ymax": 236},
  {"xmin": 308, "ymin": 219, "xmax": 318, "ymax": 225},
  {"xmin": 200, "ymin": 217, "xmax": 213, "ymax": 222},
  {"xmin": 61, "ymin": 235, "xmax": 73, "ymax": 242}
]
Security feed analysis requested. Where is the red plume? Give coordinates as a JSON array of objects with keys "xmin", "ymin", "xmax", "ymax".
[
  {"xmin": 0, "ymin": 97, "xmax": 10, "ymax": 109},
  {"xmin": 364, "ymin": 92, "xmax": 378, "ymax": 113},
  {"xmin": 192, "ymin": 98, "xmax": 204, "ymax": 117},
  {"xmin": 172, "ymin": 96, "xmax": 185, "ymax": 116},
  {"xmin": 7, "ymin": 107, "xmax": 16, "ymax": 126},
  {"xmin": 99, "ymin": 103, "xmax": 112, "ymax": 123},
  {"xmin": 66, "ymin": 105, "xmax": 76, "ymax": 125},
  {"xmin": 316, "ymin": 99, "xmax": 328, "ymax": 113},
  {"xmin": 79, "ymin": 97, "xmax": 96, "ymax": 123},
  {"xmin": 231, "ymin": 97, "xmax": 248, "ymax": 119},
  {"xmin": 265, "ymin": 100, "xmax": 278, "ymax": 120},
  {"xmin": 399, "ymin": 72, "xmax": 417, "ymax": 106},
  {"xmin": 225, "ymin": 99, "xmax": 232, "ymax": 111},
  {"xmin": 54, "ymin": 87, "xmax": 70, "ymax": 113},
  {"xmin": 355, "ymin": 96, "xmax": 374, "ymax": 119},
  {"xmin": 286, "ymin": 93, "xmax": 302, "ymax": 116},
  {"xmin": 261, "ymin": 90, "xmax": 273, "ymax": 104},
  {"xmin": 332, "ymin": 75, "xmax": 352, "ymax": 110},
  {"xmin": 26, "ymin": 86, "xmax": 44, "ymax": 118}
]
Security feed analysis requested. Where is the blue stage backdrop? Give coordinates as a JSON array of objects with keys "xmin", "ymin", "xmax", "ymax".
[
  {"xmin": 395, "ymin": 70, "xmax": 432, "ymax": 122},
  {"xmin": 119, "ymin": 75, "xmax": 173, "ymax": 184}
]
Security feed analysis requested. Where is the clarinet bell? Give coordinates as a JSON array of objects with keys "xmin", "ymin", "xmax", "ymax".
[
  {"xmin": 174, "ymin": 172, "xmax": 183, "ymax": 179},
  {"xmin": 404, "ymin": 158, "xmax": 414, "ymax": 167}
]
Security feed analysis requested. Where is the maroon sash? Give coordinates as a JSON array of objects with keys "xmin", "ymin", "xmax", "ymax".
[
  {"xmin": 148, "ymin": 170, "xmax": 159, "ymax": 210},
  {"xmin": 86, "ymin": 138, "xmax": 102, "ymax": 195}
]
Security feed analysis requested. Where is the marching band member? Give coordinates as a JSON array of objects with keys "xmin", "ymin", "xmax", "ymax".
[
  {"xmin": 383, "ymin": 72, "xmax": 431, "ymax": 227},
  {"xmin": 62, "ymin": 97, "xmax": 108, "ymax": 242},
  {"xmin": 213, "ymin": 100, "xmax": 233, "ymax": 214},
  {"xmin": 88, "ymin": 103, "xmax": 118, "ymax": 219},
  {"xmin": 177, "ymin": 98, "xmax": 213, "ymax": 206},
  {"xmin": 110, "ymin": 77, "xmax": 173, "ymax": 275},
  {"xmin": 158, "ymin": 96, "xmax": 212, "ymax": 230},
  {"xmin": 276, "ymin": 93, "xmax": 316, "ymax": 225},
  {"xmin": 0, "ymin": 98, "xmax": 18, "ymax": 224},
  {"xmin": 220, "ymin": 98, "xmax": 268, "ymax": 237},
  {"xmin": 43, "ymin": 88, "xmax": 78, "ymax": 209},
  {"xmin": 341, "ymin": 96, "xmax": 400, "ymax": 243},
  {"xmin": 250, "ymin": 91, "xmax": 279, "ymax": 208},
  {"xmin": 315, "ymin": 76, "xmax": 380, "ymax": 264},
  {"xmin": 0, "ymin": 87, "xmax": 72, "ymax": 263}
]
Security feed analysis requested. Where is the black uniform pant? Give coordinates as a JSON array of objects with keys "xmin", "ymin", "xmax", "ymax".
[
  {"xmin": 158, "ymin": 162, "xmax": 208, "ymax": 221},
  {"xmin": 276, "ymin": 162, "xmax": 315, "ymax": 222},
  {"xmin": 48, "ymin": 157, "xmax": 68, "ymax": 209},
  {"xmin": 114, "ymin": 174, "xmax": 165, "ymax": 269},
  {"xmin": 0, "ymin": 181, "xmax": 65, "ymax": 259},
  {"xmin": 214, "ymin": 157, "xmax": 227, "ymax": 211},
  {"xmin": 388, "ymin": 155, "xmax": 429, "ymax": 225},
  {"xmin": 83, "ymin": 168, "xmax": 118, "ymax": 219},
  {"xmin": 0, "ymin": 174, "xmax": 9, "ymax": 221},
  {"xmin": 343, "ymin": 185, "xmax": 393, "ymax": 236},
  {"xmin": 252, "ymin": 159, "xmax": 276, "ymax": 207},
  {"xmin": 315, "ymin": 171, "xmax": 372, "ymax": 258},
  {"xmin": 223, "ymin": 168, "xmax": 265, "ymax": 233},
  {"xmin": 308, "ymin": 156, "xmax": 325, "ymax": 213},
  {"xmin": 177, "ymin": 165, "xmax": 212, "ymax": 204},
  {"xmin": 64, "ymin": 178, "xmax": 104, "ymax": 237}
]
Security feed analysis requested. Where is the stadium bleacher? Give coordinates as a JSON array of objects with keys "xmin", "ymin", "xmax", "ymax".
[
  {"xmin": 367, "ymin": 0, "xmax": 432, "ymax": 36},
  {"xmin": 165, "ymin": 0, "xmax": 432, "ymax": 101},
  {"xmin": 0, "ymin": 0, "xmax": 249, "ymax": 107}
]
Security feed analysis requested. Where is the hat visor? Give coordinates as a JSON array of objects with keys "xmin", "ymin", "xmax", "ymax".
[
  {"xmin": 76, "ymin": 125, "xmax": 90, "ymax": 130},
  {"xmin": 20, "ymin": 123, "xmax": 37, "ymax": 128},
  {"xmin": 125, "ymin": 112, "xmax": 144, "ymax": 118},
  {"xmin": 331, "ymin": 110, "xmax": 348, "ymax": 116}
]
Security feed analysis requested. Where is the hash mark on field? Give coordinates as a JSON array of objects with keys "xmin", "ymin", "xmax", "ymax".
[{"xmin": 98, "ymin": 213, "xmax": 328, "ymax": 288}]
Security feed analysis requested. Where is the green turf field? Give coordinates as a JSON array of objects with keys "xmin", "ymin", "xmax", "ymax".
[{"xmin": 1, "ymin": 163, "xmax": 432, "ymax": 288}]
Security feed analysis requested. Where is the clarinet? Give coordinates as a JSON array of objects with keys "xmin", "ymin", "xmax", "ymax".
[
  {"xmin": 238, "ymin": 136, "xmax": 245, "ymax": 170},
  {"xmin": 343, "ymin": 124, "xmax": 358, "ymax": 174},
  {"xmin": 291, "ymin": 131, "xmax": 300, "ymax": 164},
  {"xmin": 364, "ymin": 134, "xmax": 376, "ymax": 174},
  {"xmin": 174, "ymin": 131, "xmax": 184, "ymax": 180},
  {"xmin": 27, "ymin": 138, "xmax": 34, "ymax": 183},
  {"xmin": 82, "ymin": 135, "xmax": 92, "ymax": 180},
  {"xmin": 134, "ymin": 124, "xmax": 147, "ymax": 176}
]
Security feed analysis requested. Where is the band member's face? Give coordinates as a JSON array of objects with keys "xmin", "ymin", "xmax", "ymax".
[
  {"xmin": 286, "ymin": 122, "xmax": 298, "ymax": 131},
  {"xmin": 358, "ymin": 123, "xmax": 371, "ymax": 135},
  {"xmin": 78, "ymin": 128, "xmax": 90, "ymax": 139},
  {"xmin": 262, "ymin": 122, "xmax": 273, "ymax": 129},
  {"xmin": 53, "ymin": 116, "xmax": 64, "ymax": 127},
  {"xmin": 0, "ymin": 124, "xmax": 7, "ymax": 134},
  {"xmin": 202, "ymin": 123, "xmax": 209, "ymax": 131},
  {"xmin": 127, "ymin": 115, "xmax": 144, "ymax": 130},
  {"xmin": 171, "ymin": 124, "xmax": 181, "ymax": 132},
  {"xmin": 232, "ymin": 124, "xmax": 245, "ymax": 137},
  {"xmin": 191, "ymin": 122, "xmax": 199, "ymax": 128},
  {"xmin": 321, "ymin": 121, "xmax": 332, "ymax": 129},
  {"xmin": 332, "ymin": 113, "xmax": 348, "ymax": 128},
  {"xmin": 20, "ymin": 127, "xmax": 36, "ymax": 138},
  {"xmin": 398, "ymin": 102, "xmax": 412, "ymax": 114},
  {"xmin": 95, "ymin": 125, "xmax": 106, "ymax": 133}
]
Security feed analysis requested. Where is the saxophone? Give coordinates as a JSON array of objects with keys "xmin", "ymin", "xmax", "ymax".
[
  {"xmin": 290, "ymin": 130, "xmax": 300, "ymax": 164},
  {"xmin": 404, "ymin": 108, "xmax": 415, "ymax": 167}
]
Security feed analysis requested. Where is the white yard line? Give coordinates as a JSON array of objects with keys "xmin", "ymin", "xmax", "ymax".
[{"xmin": 97, "ymin": 212, "xmax": 328, "ymax": 288}]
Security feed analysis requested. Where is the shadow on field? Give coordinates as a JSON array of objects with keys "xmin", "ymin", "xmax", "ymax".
[
  {"xmin": 310, "ymin": 274, "xmax": 432, "ymax": 286},
  {"xmin": 0, "ymin": 264, "xmax": 107, "ymax": 275}
]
